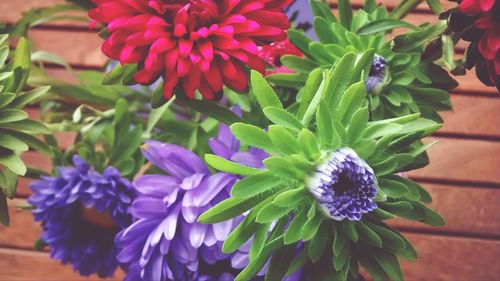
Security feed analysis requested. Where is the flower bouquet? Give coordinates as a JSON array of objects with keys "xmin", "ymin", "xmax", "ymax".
[{"xmin": 0, "ymin": 0, "xmax": 498, "ymax": 280}]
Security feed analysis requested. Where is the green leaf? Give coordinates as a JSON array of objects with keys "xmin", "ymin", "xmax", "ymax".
[
  {"xmin": 266, "ymin": 244, "xmax": 297, "ymax": 281},
  {"xmin": 268, "ymin": 125, "xmax": 300, "ymax": 155},
  {"xmin": 378, "ymin": 177, "xmax": 410, "ymax": 198},
  {"xmin": 298, "ymin": 129, "xmax": 320, "ymax": 161},
  {"xmin": 417, "ymin": 202, "xmax": 446, "ymax": 226},
  {"xmin": 357, "ymin": 19, "xmax": 416, "ymax": 35},
  {"xmin": 373, "ymin": 249, "xmax": 405, "ymax": 281},
  {"xmin": 1, "ymin": 130, "xmax": 50, "ymax": 155},
  {"xmin": 323, "ymin": 53, "xmax": 357, "ymax": 109},
  {"xmin": 249, "ymin": 222, "xmax": 270, "ymax": 261},
  {"xmin": 256, "ymin": 203, "xmax": 293, "ymax": 223},
  {"xmin": 338, "ymin": 0, "xmax": 353, "ymax": 29},
  {"xmin": 10, "ymin": 37, "xmax": 31, "ymax": 93},
  {"xmin": 0, "ymin": 120, "xmax": 50, "ymax": 135},
  {"xmin": 308, "ymin": 223, "xmax": 328, "ymax": 262},
  {"xmin": 0, "ymin": 109, "xmax": 28, "ymax": 124},
  {"xmin": 0, "ymin": 168, "xmax": 18, "ymax": 198},
  {"xmin": 365, "ymin": 222, "xmax": 405, "ymax": 251},
  {"xmin": 310, "ymin": 0, "xmax": 337, "ymax": 22},
  {"xmin": 284, "ymin": 207, "xmax": 307, "ymax": 244},
  {"xmin": 230, "ymin": 123, "xmax": 273, "ymax": 151},
  {"xmin": 0, "ymin": 150, "xmax": 26, "ymax": 175},
  {"xmin": 272, "ymin": 188, "xmax": 305, "ymax": 208},
  {"xmin": 0, "ymin": 94, "xmax": 16, "ymax": 109},
  {"xmin": 426, "ymin": 0, "xmax": 443, "ymax": 14},
  {"xmin": 347, "ymin": 107, "xmax": 369, "ymax": 145},
  {"xmin": 288, "ymin": 29, "xmax": 313, "ymax": 56},
  {"xmin": 301, "ymin": 211, "xmax": 323, "ymax": 241},
  {"xmin": 235, "ymin": 236, "xmax": 283, "ymax": 281},
  {"xmin": 231, "ymin": 172, "xmax": 282, "ymax": 199},
  {"xmin": 336, "ymin": 81, "xmax": 366, "ymax": 125},
  {"xmin": 205, "ymin": 154, "xmax": 261, "ymax": 176},
  {"xmin": 297, "ymin": 68, "xmax": 323, "ymax": 120},
  {"xmin": 10, "ymin": 86, "xmax": 50, "ymax": 108},
  {"xmin": 250, "ymin": 70, "xmax": 283, "ymax": 110},
  {"xmin": 340, "ymin": 221, "xmax": 359, "ymax": 242},
  {"xmin": 379, "ymin": 201, "xmax": 413, "ymax": 215},
  {"xmin": 357, "ymin": 222, "xmax": 382, "ymax": 247},
  {"xmin": 182, "ymin": 99, "xmax": 243, "ymax": 125},
  {"xmin": 316, "ymin": 101, "xmax": 338, "ymax": 148},
  {"xmin": 0, "ymin": 132, "xmax": 28, "ymax": 152},
  {"xmin": 264, "ymin": 157, "xmax": 302, "ymax": 179},
  {"xmin": 314, "ymin": 16, "xmax": 336, "ymax": 44},
  {"xmin": 32, "ymin": 51, "xmax": 70, "ymax": 70},
  {"xmin": 281, "ymin": 55, "xmax": 318, "ymax": 72},
  {"xmin": 102, "ymin": 63, "xmax": 129, "ymax": 85},
  {"xmin": 198, "ymin": 196, "xmax": 258, "ymax": 224},
  {"xmin": 0, "ymin": 190, "xmax": 9, "ymax": 226},
  {"xmin": 263, "ymin": 107, "xmax": 303, "ymax": 132}
]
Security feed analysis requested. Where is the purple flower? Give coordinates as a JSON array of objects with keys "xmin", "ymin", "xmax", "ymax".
[
  {"xmin": 365, "ymin": 55, "xmax": 388, "ymax": 93},
  {"xmin": 28, "ymin": 155, "xmax": 135, "ymax": 277},
  {"xmin": 116, "ymin": 114, "xmax": 268, "ymax": 281},
  {"xmin": 307, "ymin": 148, "xmax": 378, "ymax": 221}
]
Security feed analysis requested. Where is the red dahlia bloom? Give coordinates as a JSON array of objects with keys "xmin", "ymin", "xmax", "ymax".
[
  {"xmin": 458, "ymin": 0, "xmax": 500, "ymax": 90},
  {"xmin": 89, "ymin": 0, "xmax": 292, "ymax": 99},
  {"xmin": 258, "ymin": 39, "xmax": 303, "ymax": 74}
]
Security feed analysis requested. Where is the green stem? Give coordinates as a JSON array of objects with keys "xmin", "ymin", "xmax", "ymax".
[{"xmin": 390, "ymin": 0, "xmax": 425, "ymax": 19}]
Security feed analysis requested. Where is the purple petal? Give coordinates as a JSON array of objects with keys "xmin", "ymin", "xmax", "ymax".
[
  {"xmin": 133, "ymin": 175, "xmax": 179, "ymax": 197},
  {"xmin": 212, "ymin": 220, "xmax": 233, "ymax": 241},
  {"xmin": 189, "ymin": 223, "xmax": 208, "ymax": 248},
  {"xmin": 142, "ymin": 141, "xmax": 209, "ymax": 178},
  {"xmin": 183, "ymin": 173, "xmax": 236, "ymax": 207}
]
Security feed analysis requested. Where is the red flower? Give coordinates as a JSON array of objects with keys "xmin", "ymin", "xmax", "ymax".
[
  {"xmin": 89, "ymin": 0, "xmax": 292, "ymax": 99},
  {"xmin": 258, "ymin": 39, "xmax": 303, "ymax": 74},
  {"xmin": 458, "ymin": 0, "xmax": 500, "ymax": 90}
]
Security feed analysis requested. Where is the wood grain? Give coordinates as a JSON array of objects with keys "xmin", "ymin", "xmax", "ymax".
[
  {"xmin": 390, "ymin": 183, "xmax": 500, "ymax": 237},
  {"xmin": 442, "ymin": 94, "xmax": 500, "ymax": 138},
  {"xmin": 0, "ymin": 233, "xmax": 498, "ymax": 281},
  {"xmin": 0, "ymin": 248, "xmax": 124, "ymax": 281},
  {"xmin": 408, "ymin": 138, "xmax": 500, "ymax": 184},
  {"xmin": 402, "ymin": 233, "xmax": 500, "ymax": 281},
  {"xmin": 0, "ymin": 199, "xmax": 41, "ymax": 249},
  {"xmin": 28, "ymin": 29, "xmax": 107, "ymax": 68}
]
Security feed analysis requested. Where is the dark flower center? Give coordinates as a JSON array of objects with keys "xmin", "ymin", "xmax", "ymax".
[
  {"xmin": 80, "ymin": 205, "xmax": 117, "ymax": 230},
  {"xmin": 329, "ymin": 172, "xmax": 354, "ymax": 195}
]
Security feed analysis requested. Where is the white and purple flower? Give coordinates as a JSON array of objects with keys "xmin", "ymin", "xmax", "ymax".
[{"xmin": 307, "ymin": 148, "xmax": 378, "ymax": 221}]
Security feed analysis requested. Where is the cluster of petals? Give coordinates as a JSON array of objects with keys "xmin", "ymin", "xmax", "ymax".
[
  {"xmin": 459, "ymin": 0, "xmax": 500, "ymax": 89},
  {"xmin": 89, "ymin": 0, "xmax": 292, "ymax": 99}
]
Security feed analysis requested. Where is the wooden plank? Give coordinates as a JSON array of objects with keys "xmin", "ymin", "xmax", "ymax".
[
  {"xmin": 0, "ymin": 199, "xmax": 41, "ymax": 249},
  {"xmin": 409, "ymin": 138, "xmax": 500, "ymax": 184},
  {"xmin": 442, "ymin": 94, "xmax": 500, "ymax": 137},
  {"xmin": 0, "ymin": 248, "xmax": 124, "ymax": 281},
  {"xmin": 402, "ymin": 233, "xmax": 500, "ymax": 281},
  {"xmin": 28, "ymin": 29, "xmax": 107, "ymax": 68},
  {"xmin": 390, "ymin": 183, "xmax": 500, "ymax": 237},
  {"xmin": 0, "ymin": 0, "xmax": 90, "ymax": 28},
  {"xmin": 0, "ymin": 233, "xmax": 498, "ymax": 281}
]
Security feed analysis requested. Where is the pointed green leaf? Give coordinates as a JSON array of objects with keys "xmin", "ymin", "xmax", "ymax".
[
  {"xmin": 268, "ymin": 125, "xmax": 300, "ymax": 155},
  {"xmin": 250, "ymin": 70, "xmax": 283, "ymax": 110},
  {"xmin": 298, "ymin": 128, "xmax": 320, "ymax": 161},
  {"xmin": 263, "ymin": 107, "xmax": 303, "ymax": 131},
  {"xmin": 230, "ymin": 123, "xmax": 273, "ymax": 151},
  {"xmin": 231, "ymin": 172, "xmax": 282, "ymax": 199},
  {"xmin": 205, "ymin": 154, "xmax": 261, "ymax": 176}
]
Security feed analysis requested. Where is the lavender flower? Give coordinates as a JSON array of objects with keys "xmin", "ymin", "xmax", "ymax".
[
  {"xmin": 307, "ymin": 148, "xmax": 378, "ymax": 221},
  {"xmin": 28, "ymin": 155, "xmax": 135, "ymax": 277},
  {"xmin": 365, "ymin": 55, "xmax": 388, "ymax": 93},
  {"xmin": 116, "ymin": 115, "xmax": 268, "ymax": 281}
]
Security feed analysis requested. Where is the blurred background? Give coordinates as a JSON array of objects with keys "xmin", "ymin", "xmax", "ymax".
[{"xmin": 0, "ymin": 1, "xmax": 499, "ymax": 280}]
